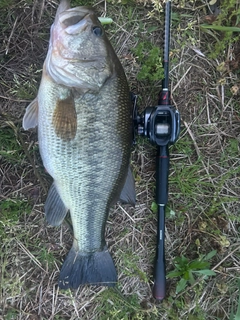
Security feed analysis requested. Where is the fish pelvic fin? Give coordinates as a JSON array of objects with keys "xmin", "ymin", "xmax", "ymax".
[
  {"xmin": 45, "ymin": 183, "xmax": 68, "ymax": 226},
  {"xmin": 119, "ymin": 166, "xmax": 136, "ymax": 206},
  {"xmin": 22, "ymin": 97, "xmax": 38, "ymax": 130},
  {"xmin": 58, "ymin": 245, "xmax": 117, "ymax": 289}
]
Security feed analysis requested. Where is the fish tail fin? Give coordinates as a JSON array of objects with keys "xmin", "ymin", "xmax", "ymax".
[{"xmin": 58, "ymin": 245, "xmax": 117, "ymax": 289}]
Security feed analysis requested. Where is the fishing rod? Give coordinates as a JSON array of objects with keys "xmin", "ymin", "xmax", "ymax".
[{"xmin": 133, "ymin": 0, "xmax": 180, "ymax": 300}]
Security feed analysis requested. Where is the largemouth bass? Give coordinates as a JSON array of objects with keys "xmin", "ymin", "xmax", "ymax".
[{"xmin": 23, "ymin": 0, "xmax": 135, "ymax": 289}]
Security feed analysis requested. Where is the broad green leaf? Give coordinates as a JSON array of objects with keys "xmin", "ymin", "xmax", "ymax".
[
  {"xmin": 151, "ymin": 202, "xmax": 158, "ymax": 214},
  {"xmin": 175, "ymin": 263, "xmax": 186, "ymax": 271},
  {"xmin": 176, "ymin": 278, "xmax": 187, "ymax": 294},
  {"xmin": 188, "ymin": 270, "xmax": 195, "ymax": 285},
  {"xmin": 203, "ymin": 250, "xmax": 217, "ymax": 261},
  {"xmin": 167, "ymin": 270, "xmax": 183, "ymax": 278},
  {"xmin": 189, "ymin": 260, "xmax": 210, "ymax": 270},
  {"xmin": 183, "ymin": 271, "xmax": 190, "ymax": 280},
  {"xmin": 175, "ymin": 255, "xmax": 188, "ymax": 266},
  {"xmin": 193, "ymin": 270, "xmax": 216, "ymax": 276}
]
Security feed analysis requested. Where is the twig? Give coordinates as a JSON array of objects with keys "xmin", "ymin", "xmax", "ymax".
[
  {"xmin": 5, "ymin": 17, "xmax": 19, "ymax": 54},
  {"xmin": 206, "ymin": 95, "xmax": 211, "ymax": 124},
  {"xmin": 16, "ymin": 239, "xmax": 45, "ymax": 272},
  {"xmin": 0, "ymin": 95, "xmax": 30, "ymax": 102},
  {"xmin": 172, "ymin": 66, "xmax": 192, "ymax": 93},
  {"xmin": 212, "ymin": 245, "xmax": 240, "ymax": 271},
  {"xmin": 118, "ymin": 204, "xmax": 135, "ymax": 223},
  {"xmin": 183, "ymin": 121, "xmax": 200, "ymax": 158}
]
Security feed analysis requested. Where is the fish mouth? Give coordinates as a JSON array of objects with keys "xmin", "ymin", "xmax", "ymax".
[{"xmin": 58, "ymin": 7, "xmax": 95, "ymax": 35}]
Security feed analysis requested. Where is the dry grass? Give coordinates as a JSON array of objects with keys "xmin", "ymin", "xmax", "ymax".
[{"xmin": 0, "ymin": 0, "xmax": 240, "ymax": 319}]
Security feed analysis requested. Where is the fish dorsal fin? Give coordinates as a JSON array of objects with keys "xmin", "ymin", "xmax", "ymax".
[
  {"xmin": 53, "ymin": 95, "xmax": 77, "ymax": 141},
  {"xmin": 119, "ymin": 167, "xmax": 136, "ymax": 207},
  {"xmin": 22, "ymin": 97, "xmax": 38, "ymax": 130}
]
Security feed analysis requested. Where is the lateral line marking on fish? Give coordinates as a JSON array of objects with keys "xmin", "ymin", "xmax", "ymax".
[{"xmin": 52, "ymin": 95, "xmax": 77, "ymax": 141}]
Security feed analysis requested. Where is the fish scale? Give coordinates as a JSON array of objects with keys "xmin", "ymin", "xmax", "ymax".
[
  {"xmin": 23, "ymin": 1, "xmax": 135, "ymax": 289},
  {"xmin": 38, "ymin": 72, "xmax": 131, "ymax": 250}
]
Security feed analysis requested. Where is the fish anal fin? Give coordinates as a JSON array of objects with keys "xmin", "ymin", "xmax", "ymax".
[
  {"xmin": 119, "ymin": 167, "xmax": 136, "ymax": 206},
  {"xmin": 45, "ymin": 183, "xmax": 68, "ymax": 226},
  {"xmin": 58, "ymin": 245, "xmax": 117, "ymax": 289},
  {"xmin": 22, "ymin": 97, "xmax": 38, "ymax": 130},
  {"xmin": 53, "ymin": 95, "xmax": 77, "ymax": 141}
]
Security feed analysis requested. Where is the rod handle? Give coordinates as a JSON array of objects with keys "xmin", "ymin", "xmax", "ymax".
[{"xmin": 152, "ymin": 258, "xmax": 166, "ymax": 300}]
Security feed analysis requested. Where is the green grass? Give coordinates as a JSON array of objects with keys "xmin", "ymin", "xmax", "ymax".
[
  {"xmin": 117, "ymin": 249, "xmax": 148, "ymax": 282},
  {"xmin": 0, "ymin": 127, "xmax": 25, "ymax": 163},
  {"xmin": 0, "ymin": 199, "xmax": 30, "ymax": 235},
  {"xmin": 95, "ymin": 288, "xmax": 157, "ymax": 320},
  {"xmin": 230, "ymin": 280, "xmax": 240, "ymax": 320},
  {"xmin": 0, "ymin": 0, "xmax": 16, "ymax": 9},
  {"xmin": 10, "ymin": 71, "xmax": 38, "ymax": 100},
  {"xmin": 131, "ymin": 41, "xmax": 164, "ymax": 82},
  {"xmin": 202, "ymin": 0, "xmax": 240, "ymax": 58}
]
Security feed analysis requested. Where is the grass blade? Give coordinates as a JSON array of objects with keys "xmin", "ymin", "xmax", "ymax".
[
  {"xmin": 234, "ymin": 280, "xmax": 240, "ymax": 320},
  {"xmin": 201, "ymin": 24, "xmax": 240, "ymax": 32}
]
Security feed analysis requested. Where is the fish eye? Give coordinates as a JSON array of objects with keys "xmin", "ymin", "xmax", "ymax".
[{"xmin": 93, "ymin": 26, "xmax": 103, "ymax": 36}]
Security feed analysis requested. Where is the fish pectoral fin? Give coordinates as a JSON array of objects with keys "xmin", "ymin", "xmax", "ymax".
[
  {"xmin": 56, "ymin": 0, "xmax": 70, "ymax": 18},
  {"xmin": 119, "ymin": 166, "xmax": 136, "ymax": 206},
  {"xmin": 22, "ymin": 97, "xmax": 38, "ymax": 130},
  {"xmin": 53, "ymin": 95, "xmax": 77, "ymax": 141},
  {"xmin": 45, "ymin": 183, "xmax": 68, "ymax": 226}
]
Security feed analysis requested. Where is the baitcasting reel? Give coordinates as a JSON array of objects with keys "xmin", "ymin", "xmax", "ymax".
[{"xmin": 132, "ymin": 94, "xmax": 180, "ymax": 147}]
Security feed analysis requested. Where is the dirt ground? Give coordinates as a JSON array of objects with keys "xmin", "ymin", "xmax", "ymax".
[{"xmin": 0, "ymin": 0, "xmax": 240, "ymax": 319}]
